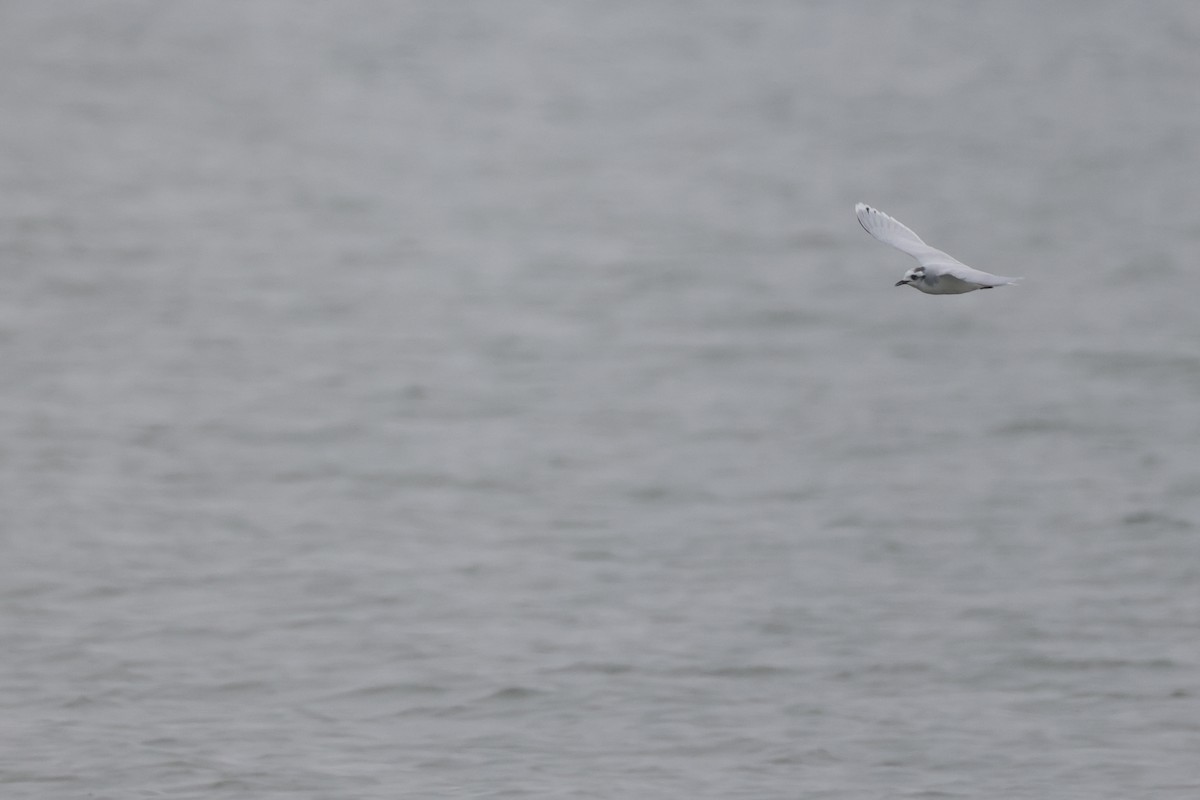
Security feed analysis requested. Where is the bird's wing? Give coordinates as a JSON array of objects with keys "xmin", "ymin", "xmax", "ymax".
[
  {"xmin": 934, "ymin": 262, "xmax": 1020, "ymax": 287},
  {"xmin": 855, "ymin": 203, "xmax": 953, "ymax": 265}
]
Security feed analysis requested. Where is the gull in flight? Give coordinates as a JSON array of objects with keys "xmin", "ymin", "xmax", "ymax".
[{"xmin": 855, "ymin": 203, "xmax": 1020, "ymax": 294}]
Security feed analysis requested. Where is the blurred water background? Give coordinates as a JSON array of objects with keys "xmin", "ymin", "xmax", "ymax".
[{"xmin": 2, "ymin": 2, "xmax": 1199, "ymax": 798}]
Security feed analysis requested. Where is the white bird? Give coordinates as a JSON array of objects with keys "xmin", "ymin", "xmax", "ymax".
[{"xmin": 855, "ymin": 203, "xmax": 1020, "ymax": 294}]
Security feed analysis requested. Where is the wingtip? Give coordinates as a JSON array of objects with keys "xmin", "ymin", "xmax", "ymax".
[{"xmin": 854, "ymin": 203, "xmax": 874, "ymax": 235}]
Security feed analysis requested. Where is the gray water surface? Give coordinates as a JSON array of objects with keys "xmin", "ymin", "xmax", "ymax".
[{"xmin": 2, "ymin": 2, "xmax": 1199, "ymax": 798}]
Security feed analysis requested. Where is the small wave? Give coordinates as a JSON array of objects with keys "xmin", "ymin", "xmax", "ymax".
[
  {"xmin": 1072, "ymin": 349, "xmax": 1200, "ymax": 377},
  {"xmin": 551, "ymin": 661, "xmax": 633, "ymax": 675},
  {"xmin": 479, "ymin": 686, "xmax": 548, "ymax": 702},
  {"xmin": 1121, "ymin": 510, "xmax": 1193, "ymax": 530},
  {"xmin": 671, "ymin": 664, "xmax": 794, "ymax": 679},
  {"xmin": 832, "ymin": 661, "xmax": 936, "ymax": 679},
  {"xmin": 318, "ymin": 681, "xmax": 449, "ymax": 703},
  {"xmin": 989, "ymin": 417, "xmax": 1089, "ymax": 436},
  {"xmin": 1015, "ymin": 654, "xmax": 1177, "ymax": 672}
]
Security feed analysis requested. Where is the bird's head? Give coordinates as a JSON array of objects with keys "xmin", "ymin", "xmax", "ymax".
[{"xmin": 895, "ymin": 268, "xmax": 925, "ymax": 287}]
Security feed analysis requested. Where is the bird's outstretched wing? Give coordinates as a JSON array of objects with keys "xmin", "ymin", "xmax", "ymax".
[
  {"xmin": 855, "ymin": 203, "xmax": 1018, "ymax": 286},
  {"xmin": 855, "ymin": 203, "xmax": 959, "ymax": 266},
  {"xmin": 936, "ymin": 262, "xmax": 1019, "ymax": 287}
]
